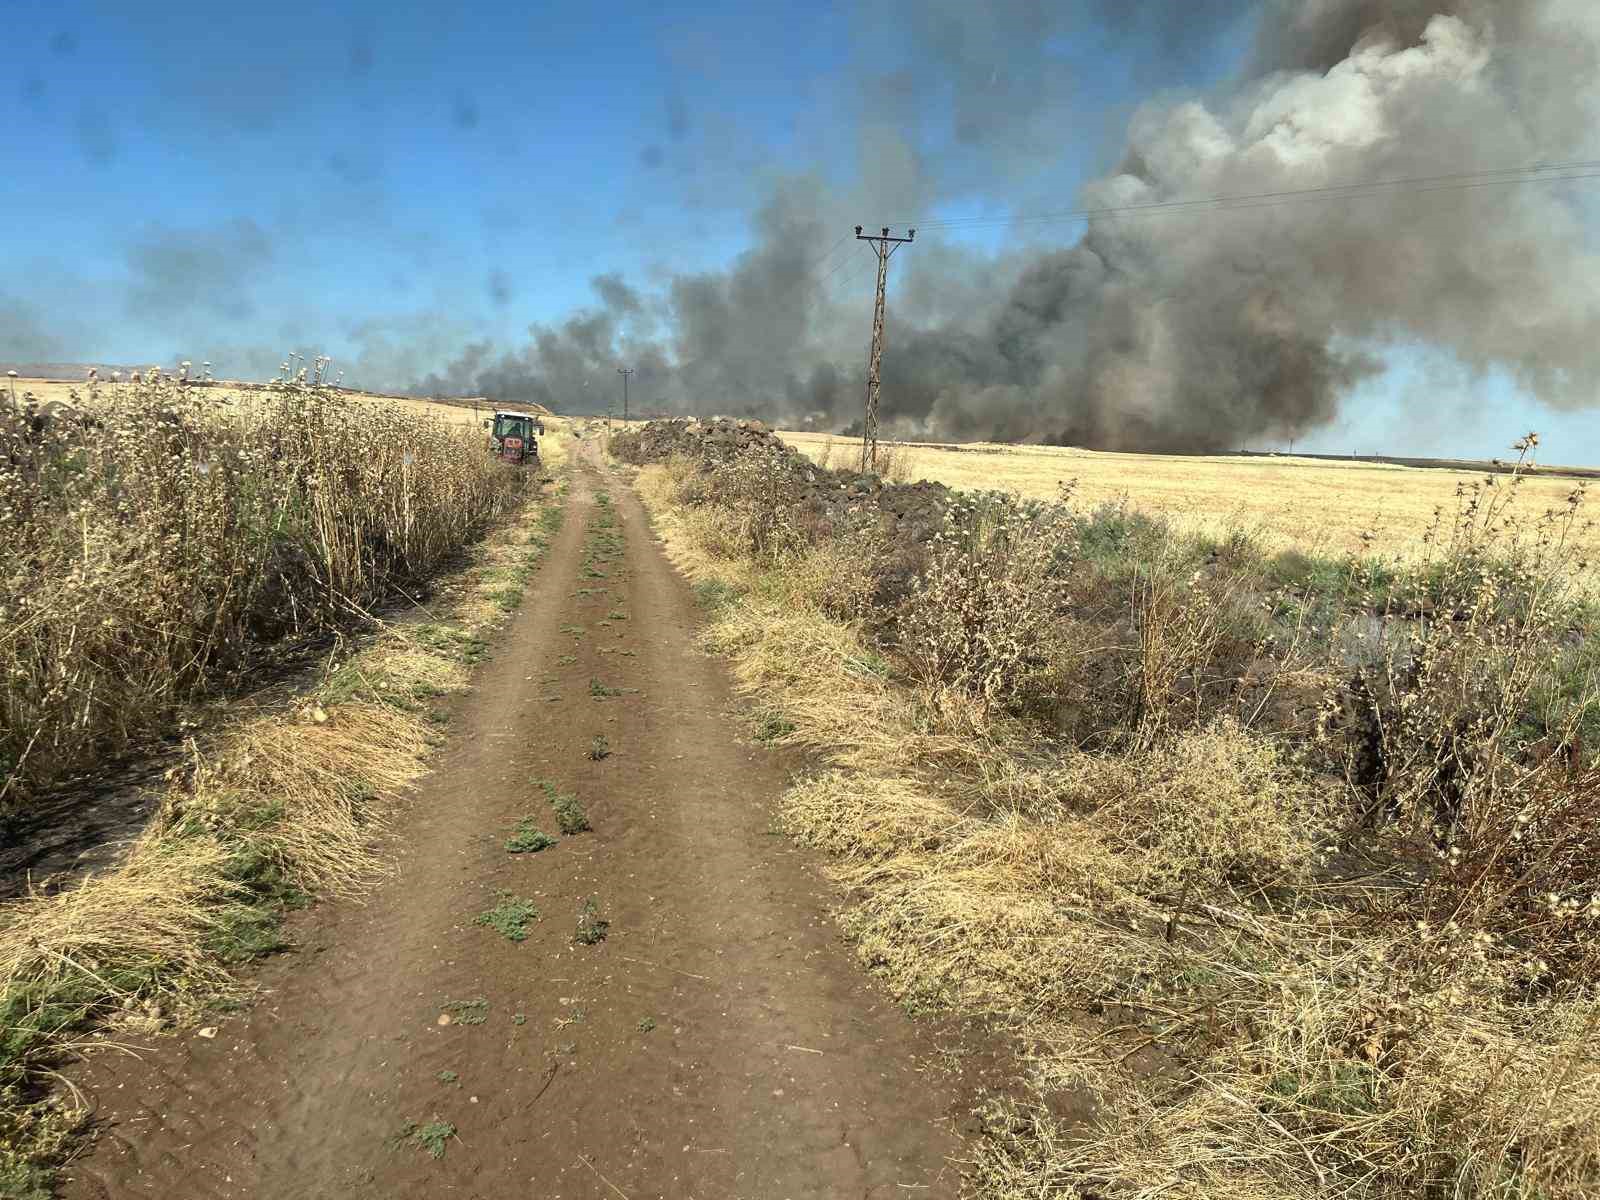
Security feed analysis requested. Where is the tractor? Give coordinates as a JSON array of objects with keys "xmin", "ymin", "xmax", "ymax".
[{"xmin": 484, "ymin": 409, "xmax": 542, "ymax": 466}]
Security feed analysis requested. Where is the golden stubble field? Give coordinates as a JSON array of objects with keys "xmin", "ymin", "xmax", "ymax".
[
  {"xmin": 12, "ymin": 375, "xmax": 1589, "ymax": 565},
  {"xmin": 778, "ymin": 430, "xmax": 1600, "ymax": 565},
  {"xmin": 4, "ymin": 376, "xmax": 553, "ymax": 431}
]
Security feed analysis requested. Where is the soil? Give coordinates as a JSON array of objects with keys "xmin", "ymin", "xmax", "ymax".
[{"xmin": 61, "ymin": 442, "xmax": 972, "ymax": 1199}]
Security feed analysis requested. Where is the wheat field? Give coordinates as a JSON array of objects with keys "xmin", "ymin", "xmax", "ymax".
[
  {"xmin": 5, "ymin": 376, "xmax": 494, "ymax": 424},
  {"xmin": 779, "ymin": 430, "xmax": 1599, "ymax": 563},
  {"xmin": 13, "ymin": 374, "xmax": 1588, "ymax": 561}
]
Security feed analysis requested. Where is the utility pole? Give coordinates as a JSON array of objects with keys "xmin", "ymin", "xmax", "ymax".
[
  {"xmin": 854, "ymin": 224, "xmax": 914, "ymax": 473},
  {"xmin": 617, "ymin": 366, "xmax": 634, "ymax": 423}
]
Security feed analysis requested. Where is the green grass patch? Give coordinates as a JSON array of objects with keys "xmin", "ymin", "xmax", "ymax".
[
  {"xmin": 472, "ymin": 893, "xmax": 539, "ymax": 942},
  {"xmin": 393, "ymin": 1119, "xmax": 456, "ymax": 1160},
  {"xmin": 505, "ymin": 818, "xmax": 557, "ymax": 854},
  {"xmin": 408, "ymin": 623, "xmax": 489, "ymax": 665},
  {"xmin": 575, "ymin": 897, "xmax": 609, "ymax": 945},
  {"xmin": 489, "ymin": 585, "xmax": 523, "ymax": 613},
  {"xmin": 753, "ymin": 711, "xmax": 796, "ymax": 744},
  {"xmin": 692, "ymin": 579, "xmax": 741, "ymax": 612},
  {"xmin": 537, "ymin": 503, "xmax": 565, "ymax": 535},
  {"xmin": 538, "ymin": 780, "xmax": 591, "ymax": 834},
  {"xmin": 443, "ymin": 997, "xmax": 489, "ymax": 1025},
  {"xmin": 0, "ymin": 1099, "xmax": 82, "ymax": 1200},
  {"xmin": 204, "ymin": 903, "xmax": 291, "ymax": 964}
]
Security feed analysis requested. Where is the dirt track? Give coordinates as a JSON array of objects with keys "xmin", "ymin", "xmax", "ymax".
[{"xmin": 64, "ymin": 443, "xmax": 965, "ymax": 1199}]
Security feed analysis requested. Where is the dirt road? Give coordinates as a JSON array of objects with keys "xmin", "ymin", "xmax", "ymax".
[{"xmin": 64, "ymin": 443, "xmax": 965, "ymax": 1199}]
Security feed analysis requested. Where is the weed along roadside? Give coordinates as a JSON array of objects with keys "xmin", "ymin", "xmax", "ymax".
[
  {"xmin": 612, "ymin": 418, "xmax": 1600, "ymax": 1199},
  {"xmin": 16, "ymin": 411, "xmax": 1598, "ymax": 1198},
  {"xmin": 45, "ymin": 436, "xmax": 967, "ymax": 1200},
  {"xmin": 0, "ymin": 403, "xmax": 573, "ymax": 1197}
]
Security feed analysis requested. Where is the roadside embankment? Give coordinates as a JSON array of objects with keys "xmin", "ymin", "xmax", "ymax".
[
  {"xmin": 614, "ymin": 417, "xmax": 1600, "ymax": 1200},
  {"xmin": 0, "ymin": 390, "xmax": 571, "ymax": 1196}
]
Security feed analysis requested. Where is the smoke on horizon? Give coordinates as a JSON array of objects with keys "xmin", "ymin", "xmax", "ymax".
[{"xmin": 412, "ymin": 1, "xmax": 1600, "ymax": 451}]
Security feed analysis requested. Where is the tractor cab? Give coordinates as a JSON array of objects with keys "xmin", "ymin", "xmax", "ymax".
[{"xmin": 485, "ymin": 410, "xmax": 541, "ymax": 465}]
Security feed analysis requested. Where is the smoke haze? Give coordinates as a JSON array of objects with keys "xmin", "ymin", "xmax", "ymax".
[
  {"xmin": 7, "ymin": 3, "xmax": 1597, "ymax": 455},
  {"xmin": 414, "ymin": 0, "xmax": 1600, "ymax": 452}
]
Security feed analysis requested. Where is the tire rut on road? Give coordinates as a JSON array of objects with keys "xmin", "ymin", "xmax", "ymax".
[{"xmin": 64, "ymin": 442, "xmax": 964, "ymax": 1200}]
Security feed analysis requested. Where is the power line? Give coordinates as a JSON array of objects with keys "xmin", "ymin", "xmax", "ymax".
[
  {"xmin": 819, "ymin": 251, "xmax": 860, "ymax": 288},
  {"xmin": 808, "ymin": 230, "xmax": 855, "ymax": 272},
  {"xmin": 811, "ymin": 157, "xmax": 1600, "ymax": 306},
  {"xmin": 828, "ymin": 260, "xmax": 880, "ymax": 302},
  {"xmin": 891, "ymin": 157, "xmax": 1600, "ymax": 234}
]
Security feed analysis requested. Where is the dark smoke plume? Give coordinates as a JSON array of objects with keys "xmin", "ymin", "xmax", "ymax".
[{"xmin": 415, "ymin": 0, "xmax": 1600, "ymax": 452}]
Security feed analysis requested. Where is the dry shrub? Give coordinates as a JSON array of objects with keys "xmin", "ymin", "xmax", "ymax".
[
  {"xmin": 782, "ymin": 771, "xmax": 962, "ymax": 859},
  {"xmin": 701, "ymin": 583, "xmax": 910, "ymax": 767},
  {"xmin": 1127, "ymin": 564, "xmax": 1240, "ymax": 744},
  {"xmin": 1343, "ymin": 453, "xmax": 1600, "ymax": 985},
  {"xmin": 332, "ymin": 639, "xmax": 471, "ymax": 706},
  {"xmin": 813, "ymin": 434, "xmax": 913, "ymax": 482},
  {"xmin": 897, "ymin": 492, "xmax": 1082, "ymax": 715},
  {"xmin": 0, "ymin": 700, "xmax": 431, "ymax": 1182},
  {"xmin": 0, "ymin": 378, "xmax": 524, "ymax": 808},
  {"xmin": 631, "ymin": 435, "xmax": 1600, "ymax": 1198},
  {"xmin": 812, "ymin": 436, "xmax": 841, "ymax": 472},
  {"xmin": 636, "ymin": 457, "xmax": 754, "ymax": 563},
  {"xmin": 0, "ymin": 831, "xmax": 241, "ymax": 1153},
  {"xmin": 536, "ymin": 423, "xmax": 572, "ymax": 473},
  {"xmin": 1079, "ymin": 721, "xmax": 1327, "ymax": 893},
  {"xmin": 0, "ymin": 442, "xmax": 564, "ymax": 1188},
  {"xmin": 1420, "ymin": 760, "xmax": 1600, "ymax": 988},
  {"xmin": 1026, "ymin": 928, "xmax": 1600, "ymax": 1200},
  {"xmin": 695, "ymin": 444, "xmax": 810, "ymax": 563},
  {"xmin": 872, "ymin": 440, "xmax": 915, "ymax": 484},
  {"xmin": 631, "ymin": 459, "xmax": 691, "ymax": 512},
  {"xmin": 790, "ymin": 530, "xmax": 894, "ymax": 622}
]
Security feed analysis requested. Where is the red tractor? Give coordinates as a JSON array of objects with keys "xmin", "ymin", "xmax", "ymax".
[{"xmin": 485, "ymin": 410, "xmax": 542, "ymax": 466}]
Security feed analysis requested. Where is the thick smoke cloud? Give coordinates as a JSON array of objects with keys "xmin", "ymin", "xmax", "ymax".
[{"xmin": 415, "ymin": 0, "xmax": 1600, "ymax": 452}]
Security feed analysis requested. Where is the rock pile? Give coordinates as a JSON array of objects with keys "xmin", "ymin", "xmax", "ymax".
[
  {"xmin": 613, "ymin": 416, "xmax": 782, "ymax": 465},
  {"xmin": 612, "ymin": 417, "xmax": 954, "ymax": 545}
]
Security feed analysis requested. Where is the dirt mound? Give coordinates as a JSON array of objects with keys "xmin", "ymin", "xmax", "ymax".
[
  {"xmin": 614, "ymin": 417, "xmax": 953, "ymax": 546},
  {"xmin": 616, "ymin": 416, "xmax": 785, "ymax": 464}
]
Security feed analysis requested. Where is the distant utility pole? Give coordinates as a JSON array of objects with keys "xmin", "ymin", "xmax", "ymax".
[
  {"xmin": 854, "ymin": 225, "xmax": 914, "ymax": 473},
  {"xmin": 617, "ymin": 366, "xmax": 634, "ymax": 423}
]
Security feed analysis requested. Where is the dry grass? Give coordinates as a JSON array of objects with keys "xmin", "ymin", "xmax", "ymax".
[
  {"xmin": 0, "ymin": 438, "xmax": 568, "ymax": 1191},
  {"xmin": 178, "ymin": 702, "xmax": 434, "ymax": 894},
  {"xmin": 1, "ymin": 377, "xmax": 528, "ymax": 807},
  {"xmin": 0, "ymin": 835, "xmax": 240, "ymax": 1012},
  {"xmin": 630, "ymin": 454, "xmax": 1600, "ymax": 1200},
  {"xmin": 779, "ymin": 429, "xmax": 1600, "ymax": 566}
]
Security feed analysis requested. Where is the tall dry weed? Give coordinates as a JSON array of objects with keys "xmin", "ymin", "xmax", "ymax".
[
  {"xmin": 0, "ymin": 377, "xmax": 523, "ymax": 807},
  {"xmin": 896, "ymin": 492, "xmax": 1081, "ymax": 716},
  {"xmin": 1335, "ymin": 444, "xmax": 1600, "ymax": 986},
  {"xmin": 626, "ymin": 431, "xmax": 1600, "ymax": 1199}
]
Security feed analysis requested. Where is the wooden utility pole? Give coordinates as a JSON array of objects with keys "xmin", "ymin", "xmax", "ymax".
[
  {"xmin": 617, "ymin": 366, "xmax": 634, "ymax": 423},
  {"xmin": 853, "ymin": 225, "xmax": 914, "ymax": 473}
]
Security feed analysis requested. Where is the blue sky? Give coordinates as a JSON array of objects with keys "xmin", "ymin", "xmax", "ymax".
[{"xmin": 3, "ymin": 0, "xmax": 1597, "ymax": 463}]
